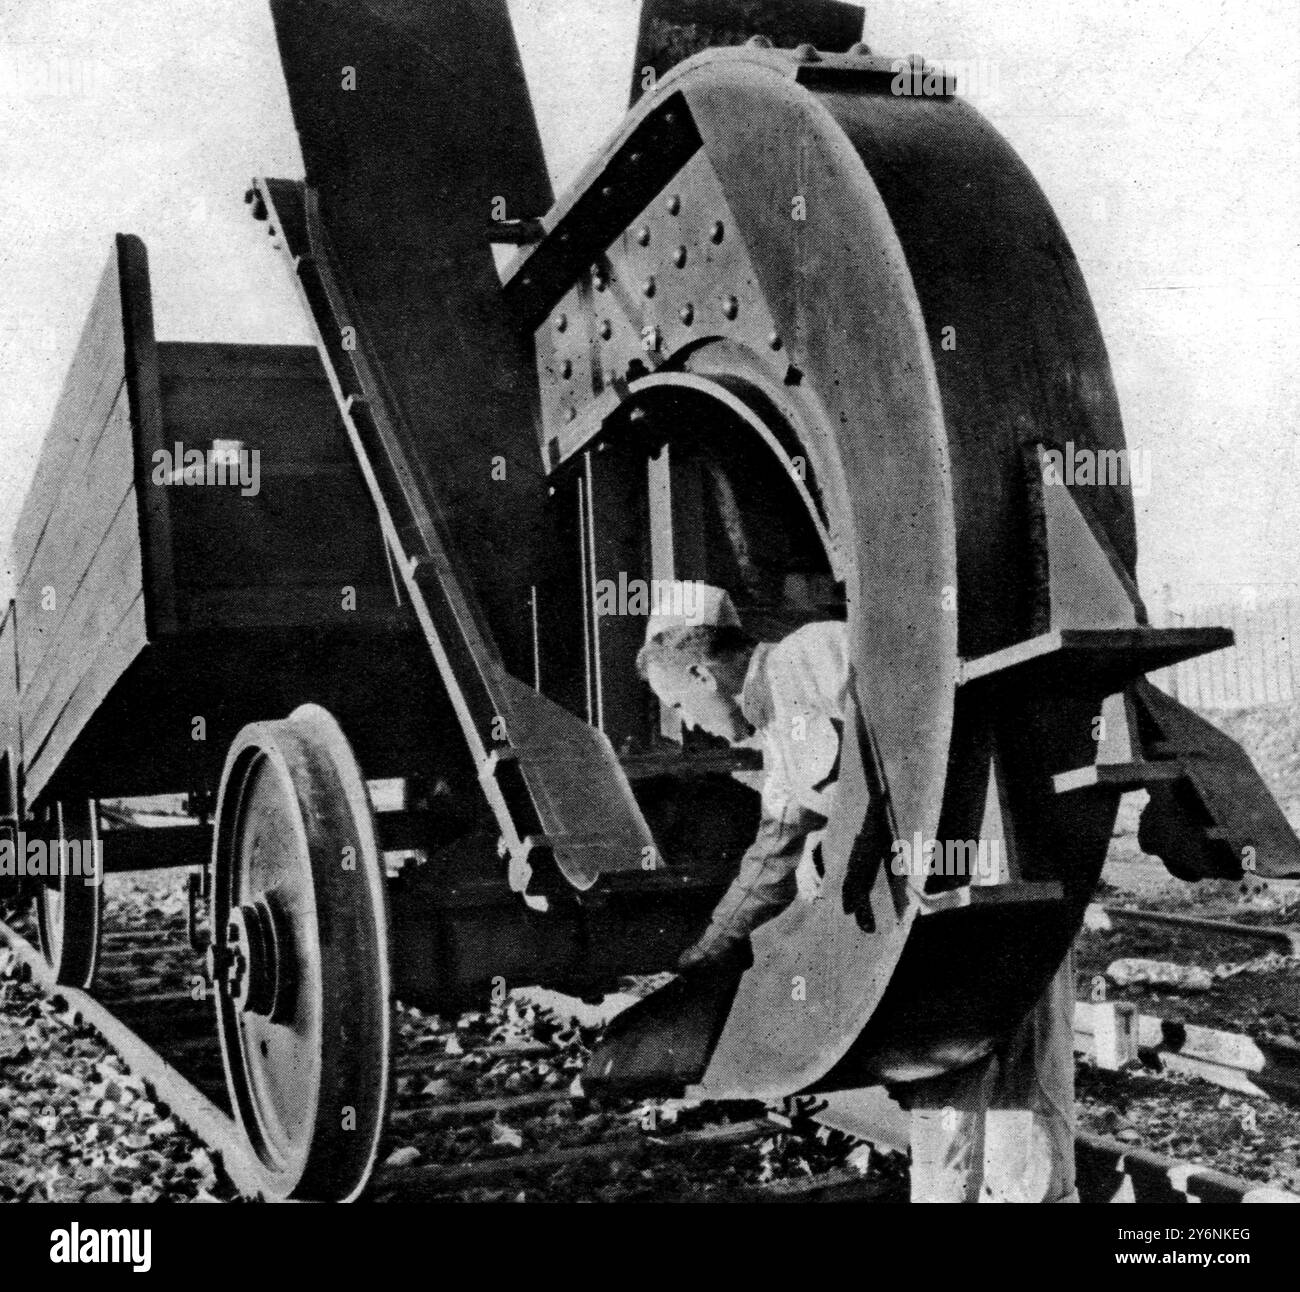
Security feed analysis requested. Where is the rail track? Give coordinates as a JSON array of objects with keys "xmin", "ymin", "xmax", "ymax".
[
  {"xmin": 1102, "ymin": 905, "xmax": 1300, "ymax": 956},
  {"xmin": 4, "ymin": 889, "xmax": 1299, "ymax": 1204},
  {"xmin": 0, "ymin": 901, "xmax": 902, "ymax": 1203}
]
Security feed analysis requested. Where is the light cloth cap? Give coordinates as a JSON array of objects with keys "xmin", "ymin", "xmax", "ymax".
[{"xmin": 644, "ymin": 580, "xmax": 739, "ymax": 644}]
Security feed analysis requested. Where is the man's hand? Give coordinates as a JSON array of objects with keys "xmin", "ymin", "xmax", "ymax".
[{"xmin": 796, "ymin": 830, "xmax": 826, "ymax": 902}]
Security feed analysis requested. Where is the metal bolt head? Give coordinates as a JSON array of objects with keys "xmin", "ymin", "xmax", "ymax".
[
  {"xmin": 666, "ymin": 194, "xmax": 681, "ymax": 216},
  {"xmin": 722, "ymin": 294, "xmax": 739, "ymax": 320},
  {"xmin": 560, "ymin": 359, "xmax": 573, "ymax": 378},
  {"xmin": 565, "ymin": 406, "xmax": 577, "ymax": 423},
  {"xmin": 556, "ymin": 313, "xmax": 568, "ymax": 333},
  {"xmin": 600, "ymin": 319, "xmax": 612, "ymax": 339},
  {"xmin": 680, "ymin": 303, "xmax": 694, "ymax": 326},
  {"xmin": 643, "ymin": 276, "xmax": 656, "ymax": 298},
  {"xmin": 747, "ymin": 34, "xmax": 773, "ymax": 49},
  {"xmin": 710, "ymin": 221, "xmax": 725, "ymax": 244},
  {"xmin": 226, "ymin": 947, "xmax": 247, "ymax": 994},
  {"xmin": 768, "ymin": 332, "xmax": 783, "ymax": 351},
  {"xmin": 591, "ymin": 265, "xmax": 606, "ymax": 290},
  {"xmin": 635, "ymin": 226, "xmax": 651, "ymax": 247},
  {"xmin": 673, "ymin": 245, "xmax": 687, "ymax": 268},
  {"xmin": 794, "ymin": 43, "xmax": 820, "ymax": 63},
  {"xmin": 849, "ymin": 41, "xmax": 873, "ymax": 57}
]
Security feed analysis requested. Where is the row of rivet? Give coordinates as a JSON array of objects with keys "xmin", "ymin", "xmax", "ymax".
[
  {"xmin": 540, "ymin": 82, "xmax": 811, "ymax": 429},
  {"xmin": 745, "ymin": 35, "xmax": 875, "ymax": 59},
  {"xmin": 548, "ymin": 171, "xmax": 779, "ymax": 416},
  {"xmin": 554, "ymin": 289, "xmax": 742, "ymax": 345}
]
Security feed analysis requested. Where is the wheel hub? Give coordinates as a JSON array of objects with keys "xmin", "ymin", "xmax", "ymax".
[{"xmin": 224, "ymin": 896, "xmax": 296, "ymax": 1022}]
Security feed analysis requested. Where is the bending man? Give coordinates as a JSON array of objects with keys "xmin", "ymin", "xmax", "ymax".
[{"xmin": 637, "ymin": 599, "xmax": 1078, "ymax": 1203}]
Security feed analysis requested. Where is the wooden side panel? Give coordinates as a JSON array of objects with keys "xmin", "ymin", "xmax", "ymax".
[
  {"xmin": 154, "ymin": 341, "xmax": 401, "ymax": 627},
  {"xmin": 21, "ymin": 499, "xmax": 146, "ymax": 769},
  {"xmin": 11, "ymin": 251, "xmax": 129, "ymax": 588},
  {"xmin": 13, "ymin": 247, "xmax": 426, "ymax": 803},
  {"xmin": 12, "ymin": 244, "xmax": 152, "ymax": 805},
  {"xmin": 0, "ymin": 603, "xmax": 20, "ymax": 811}
]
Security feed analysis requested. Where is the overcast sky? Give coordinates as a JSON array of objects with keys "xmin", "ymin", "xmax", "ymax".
[{"xmin": 1, "ymin": 0, "xmax": 1296, "ymax": 612}]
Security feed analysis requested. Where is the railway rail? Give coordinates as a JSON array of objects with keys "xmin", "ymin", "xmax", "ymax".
[
  {"xmin": 1101, "ymin": 906, "xmax": 1300, "ymax": 956},
  {"xmin": 1078, "ymin": 903, "xmax": 1300, "ymax": 1101},
  {"xmin": 0, "ymin": 905, "xmax": 897, "ymax": 1203},
  {"xmin": 2, "ymin": 899, "xmax": 1295, "ymax": 1205}
]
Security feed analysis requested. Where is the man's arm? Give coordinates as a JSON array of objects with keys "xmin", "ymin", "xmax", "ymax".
[{"xmin": 679, "ymin": 795, "xmax": 823, "ymax": 968}]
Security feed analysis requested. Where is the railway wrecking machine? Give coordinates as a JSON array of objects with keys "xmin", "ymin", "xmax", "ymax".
[{"xmin": 2, "ymin": 0, "xmax": 1298, "ymax": 1201}]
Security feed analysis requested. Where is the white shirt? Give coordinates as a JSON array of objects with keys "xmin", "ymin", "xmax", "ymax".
[{"xmin": 740, "ymin": 620, "xmax": 850, "ymax": 820}]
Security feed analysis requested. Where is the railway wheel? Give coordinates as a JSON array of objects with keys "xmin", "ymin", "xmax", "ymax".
[
  {"xmin": 211, "ymin": 703, "xmax": 391, "ymax": 1201},
  {"xmin": 34, "ymin": 798, "xmax": 102, "ymax": 988}
]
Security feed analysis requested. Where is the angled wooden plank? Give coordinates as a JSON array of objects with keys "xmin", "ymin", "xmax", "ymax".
[
  {"xmin": 257, "ymin": 180, "xmax": 660, "ymax": 894},
  {"xmin": 268, "ymin": 0, "xmax": 555, "ymax": 674}
]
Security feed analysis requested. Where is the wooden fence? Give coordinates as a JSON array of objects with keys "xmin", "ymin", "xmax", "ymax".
[{"xmin": 1153, "ymin": 595, "xmax": 1300, "ymax": 710}]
